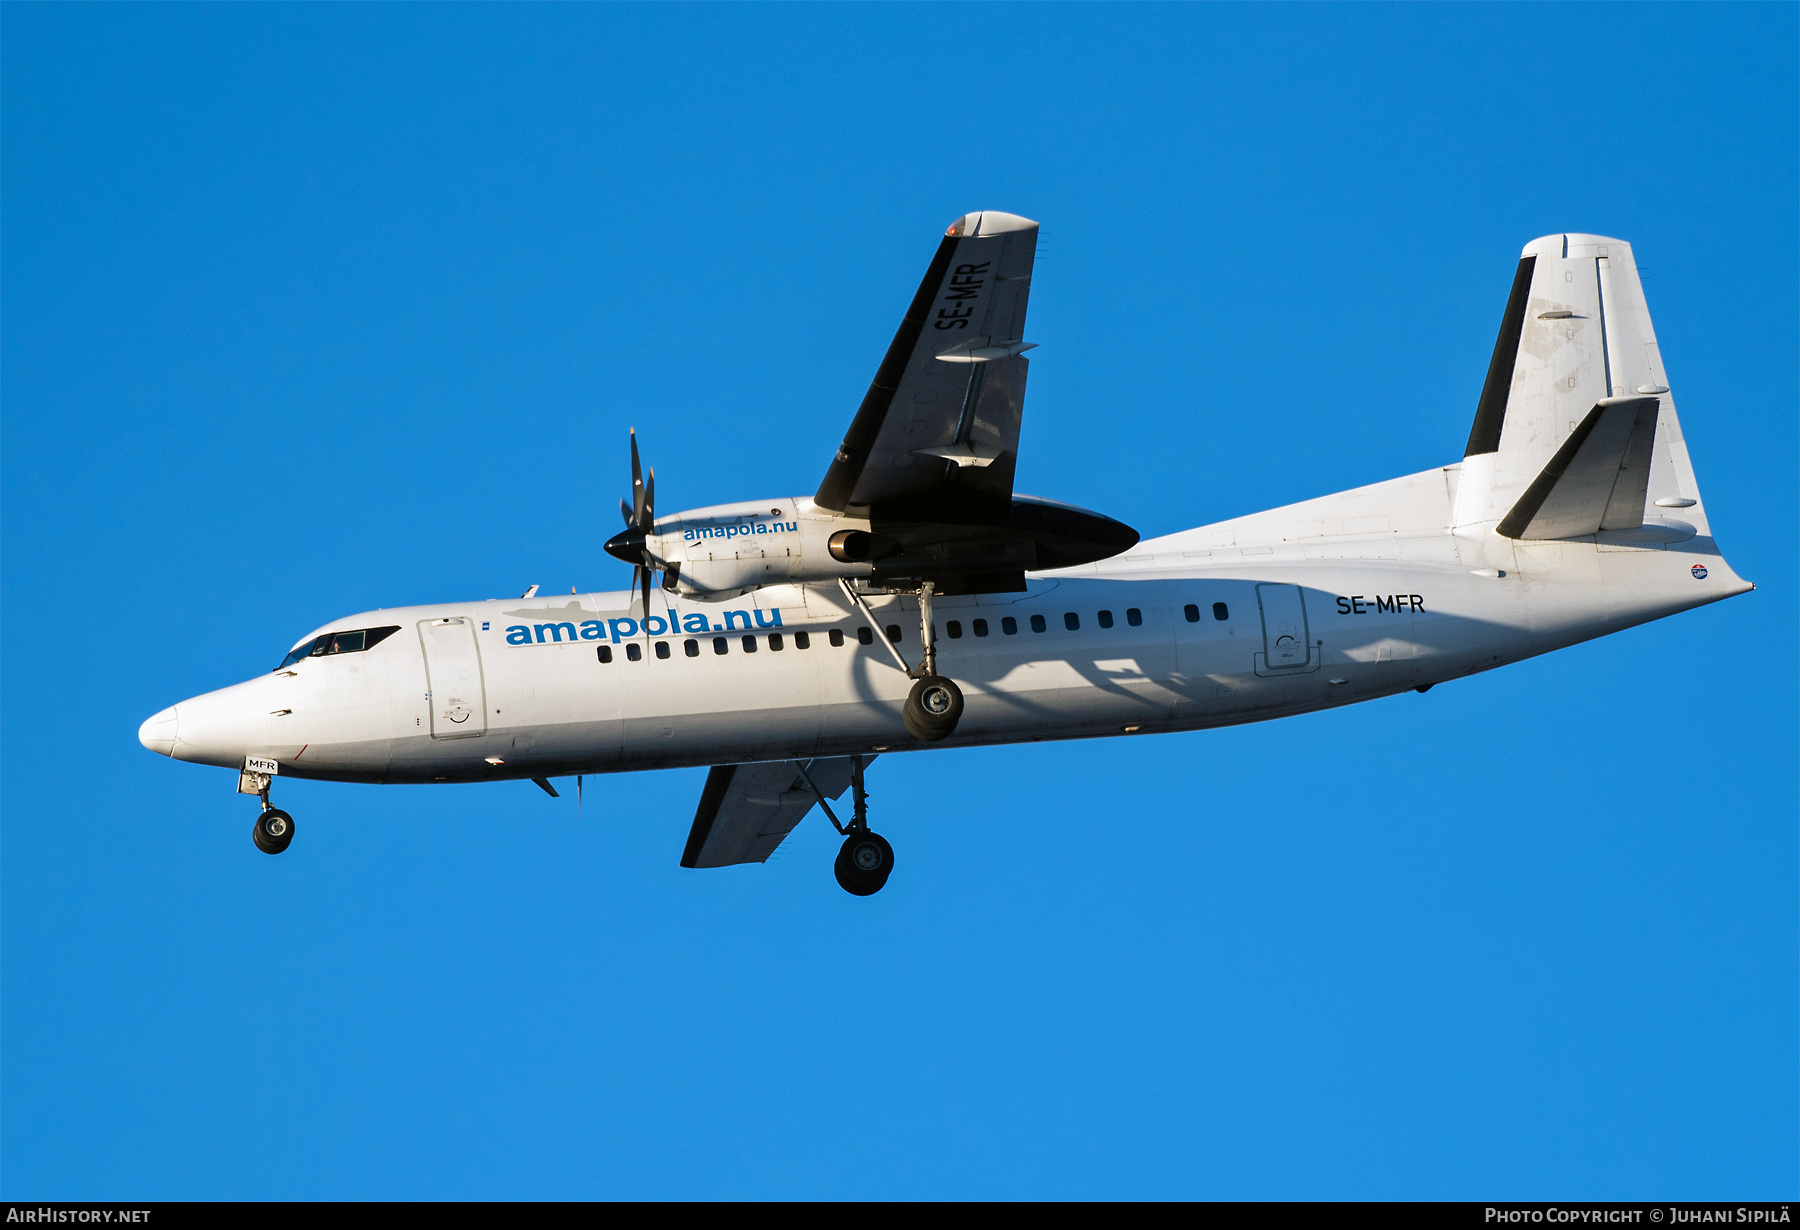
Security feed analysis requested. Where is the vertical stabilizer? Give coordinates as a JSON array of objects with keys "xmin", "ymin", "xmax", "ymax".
[{"xmin": 1455, "ymin": 235, "xmax": 1709, "ymax": 538}]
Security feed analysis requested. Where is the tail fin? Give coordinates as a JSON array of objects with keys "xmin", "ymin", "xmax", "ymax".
[{"xmin": 1454, "ymin": 234, "xmax": 1711, "ymax": 539}]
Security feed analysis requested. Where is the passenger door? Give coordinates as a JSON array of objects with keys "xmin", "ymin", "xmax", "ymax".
[
  {"xmin": 1256, "ymin": 584, "xmax": 1310, "ymax": 670},
  {"xmin": 418, "ymin": 617, "xmax": 488, "ymax": 739}
]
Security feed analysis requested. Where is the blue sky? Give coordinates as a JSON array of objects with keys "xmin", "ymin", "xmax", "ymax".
[{"xmin": 3, "ymin": 2, "xmax": 1794, "ymax": 1199}]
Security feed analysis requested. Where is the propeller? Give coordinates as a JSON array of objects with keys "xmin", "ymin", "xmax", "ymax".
[{"xmin": 603, "ymin": 429, "xmax": 661, "ymax": 619}]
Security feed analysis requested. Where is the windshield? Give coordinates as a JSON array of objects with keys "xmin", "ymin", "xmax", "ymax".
[{"xmin": 275, "ymin": 625, "xmax": 399, "ymax": 670}]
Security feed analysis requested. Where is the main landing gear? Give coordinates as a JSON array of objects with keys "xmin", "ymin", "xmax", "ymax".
[
  {"xmin": 902, "ymin": 580, "xmax": 964, "ymax": 742},
  {"xmin": 842, "ymin": 579, "xmax": 965, "ymax": 743},
  {"xmin": 797, "ymin": 755, "xmax": 893, "ymax": 896}
]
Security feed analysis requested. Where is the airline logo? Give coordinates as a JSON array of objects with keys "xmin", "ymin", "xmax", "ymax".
[
  {"xmin": 501, "ymin": 603, "xmax": 785, "ymax": 646},
  {"xmin": 683, "ymin": 515, "xmax": 797, "ymax": 543}
]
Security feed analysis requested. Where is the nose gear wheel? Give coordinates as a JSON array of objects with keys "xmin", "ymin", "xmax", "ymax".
[{"xmin": 253, "ymin": 808, "xmax": 294, "ymax": 855}]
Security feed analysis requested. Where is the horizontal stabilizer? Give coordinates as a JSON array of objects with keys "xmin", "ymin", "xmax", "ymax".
[{"xmin": 1496, "ymin": 396, "xmax": 1660, "ymax": 540}]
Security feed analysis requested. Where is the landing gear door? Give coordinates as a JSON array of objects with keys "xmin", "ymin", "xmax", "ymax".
[
  {"xmin": 1256, "ymin": 584, "xmax": 1310, "ymax": 670},
  {"xmin": 419, "ymin": 618, "xmax": 487, "ymax": 739}
]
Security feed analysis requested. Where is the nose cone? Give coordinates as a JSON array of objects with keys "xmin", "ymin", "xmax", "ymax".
[{"xmin": 138, "ymin": 706, "xmax": 179, "ymax": 757}]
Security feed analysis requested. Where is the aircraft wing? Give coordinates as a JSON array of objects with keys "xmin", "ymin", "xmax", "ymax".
[
  {"xmin": 679, "ymin": 755, "xmax": 876, "ymax": 869},
  {"xmin": 815, "ymin": 211, "xmax": 1040, "ymax": 517}
]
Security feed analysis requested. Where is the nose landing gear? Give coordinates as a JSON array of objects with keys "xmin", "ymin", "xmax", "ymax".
[
  {"xmin": 795, "ymin": 755, "xmax": 894, "ymax": 896},
  {"xmin": 240, "ymin": 764, "xmax": 294, "ymax": 855}
]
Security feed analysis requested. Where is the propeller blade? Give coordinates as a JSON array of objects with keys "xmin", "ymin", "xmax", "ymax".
[
  {"xmin": 639, "ymin": 562, "xmax": 653, "ymax": 624},
  {"xmin": 642, "ymin": 469, "xmax": 655, "ymax": 532},
  {"xmin": 630, "ymin": 430, "xmax": 646, "ymax": 527},
  {"xmin": 619, "ymin": 497, "xmax": 634, "ymax": 529}
]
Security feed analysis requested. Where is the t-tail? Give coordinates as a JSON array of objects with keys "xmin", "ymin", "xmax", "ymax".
[{"xmin": 1452, "ymin": 233, "xmax": 1747, "ymax": 593}]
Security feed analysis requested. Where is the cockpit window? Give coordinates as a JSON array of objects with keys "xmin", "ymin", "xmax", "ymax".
[
  {"xmin": 275, "ymin": 625, "xmax": 400, "ymax": 670},
  {"xmin": 278, "ymin": 637, "xmax": 325, "ymax": 669}
]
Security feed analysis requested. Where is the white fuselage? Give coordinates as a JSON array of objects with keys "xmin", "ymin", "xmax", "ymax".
[{"xmin": 140, "ymin": 465, "xmax": 1749, "ymax": 787}]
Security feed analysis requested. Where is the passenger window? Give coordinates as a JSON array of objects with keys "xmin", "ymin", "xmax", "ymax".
[
  {"xmin": 685, "ymin": 639, "xmax": 700, "ymax": 657},
  {"xmin": 1063, "ymin": 612, "xmax": 1079, "ymax": 631},
  {"xmin": 1213, "ymin": 602, "xmax": 1229, "ymax": 621},
  {"xmin": 1126, "ymin": 608, "xmax": 1143, "ymax": 626},
  {"xmin": 857, "ymin": 627, "xmax": 873, "ymax": 645},
  {"xmin": 1002, "ymin": 617, "xmax": 1017, "ymax": 635},
  {"xmin": 831, "ymin": 629, "xmax": 846, "ymax": 647},
  {"xmin": 1184, "ymin": 604, "xmax": 1200, "ymax": 622},
  {"xmin": 742, "ymin": 635, "xmax": 758, "ymax": 653},
  {"xmin": 626, "ymin": 643, "xmax": 642, "ymax": 662},
  {"xmin": 655, "ymin": 641, "xmax": 670, "ymax": 659},
  {"xmin": 714, "ymin": 637, "xmax": 728, "ymax": 655},
  {"xmin": 331, "ymin": 630, "xmax": 367, "ymax": 654},
  {"xmin": 1030, "ymin": 614, "xmax": 1047, "ymax": 633},
  {"xmin": 597, "ymin": 645, "xmax": 613, "ymax": 664},
  {"xmin": 947, "ymin": 621, "xmax": 963, "ymax": 639},
  {"xmin": 769, "ymin": 633, "xmax": 783, "ymax": 651},
  {"xmin": 886, "ymin": 625, "xmax": 902, "ymax": 643},
  {"xmin": 973, "ymin": 618, "xmax": 989, "ymax": 637},
  {"xmin": 1098, "ymin": 610, "xmax": 1114, "ymax": 629},
  {"xmin": 795, "ymin": 631, "xmax": 810, "ymax": 649}
]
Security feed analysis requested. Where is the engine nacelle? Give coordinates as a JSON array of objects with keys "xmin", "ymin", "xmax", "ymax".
[
  {"xmin": 647, "ymin": 498, "xmax": 873, "ymax": 602},
  {"xmin": 641, "ymin": 493, "xmax": 1139, "ymax": 602}
]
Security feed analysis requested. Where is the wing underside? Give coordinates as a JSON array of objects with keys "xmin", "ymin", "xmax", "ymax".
[{"xmin": 679, "ymin": 756, "xmax": 874, "ymax": 868}]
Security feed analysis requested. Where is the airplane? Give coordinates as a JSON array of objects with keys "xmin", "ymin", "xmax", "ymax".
[{"xmin": 138, "ymin": 212, "xmax": 1752, "ymax": 895}]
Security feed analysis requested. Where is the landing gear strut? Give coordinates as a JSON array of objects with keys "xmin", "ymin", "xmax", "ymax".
[{"xmin": 796, "ymin": 755, "xmax": 893, "ymax": 896}]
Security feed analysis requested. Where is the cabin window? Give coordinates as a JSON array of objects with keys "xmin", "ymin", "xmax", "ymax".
[
  {"xmin": 947, "ymin": 621, "xmax": 963, "ymax": 639},
  {"xmin": 1064, "ymin": 612, "xmax": 1079, "ymax": 631},
  {"xmin": 831, "ymin": 629, "xmax": 846, "ymax": 647},
  {"xmin": 886, "ymin": 624, "xmax": 902, "ymax": 643},
  {"xmin": 655, "ymin": 641, "xmax": 671, "ymax": 659},
  {"xmin": 685, "ymin": 639, "xmax": 700, "ymax": 657},
  {"xmin": 973, "ymin": 618, "xmax": 989, "ymax": 637},
  {"xmin": 769, "ymin": 633, "xmax": 784, "ymax": 651},
  {"xmin": 1126, "ymin": 608, "xmax": 1143, "ymax": 626},
  {"xmin": 714, "ymin": 637, "xmax": 728, "ymax": 655},
  {"xmin": 1002, "ymin": 617, "xmax": 1017, "ymax": 635},
  {"xmin": 626, "ymin": 643, "xmax": 642, "ymax": 661},
  {"xmin": 1098, "ymin": 610, "xmax": 1114, "ymax": 628},
  {"xmin": 597, "ymin": 645, "xmax": 613, "ymax": 664},
  {"xmin": 742, "ymin": 635, "xmax": 758, "ymax": 653},
  {"xmin": 1184, "ymin": 604, "xmax": 1200, "ymax": 622},
  {"xmin": 1030, "ymin": 614, "xmax": 1047, "ymax": 633},
  {"xmin": 1213, "ymin": 602, "xmax": 1229, "ymax": 621},
  {"xmin": 856, "ymin": 626, "xmax": 873, "ymax": 645},
  {"xmin": 795, "ymin": 631, "xmax": 811, "ymax": 649}
]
